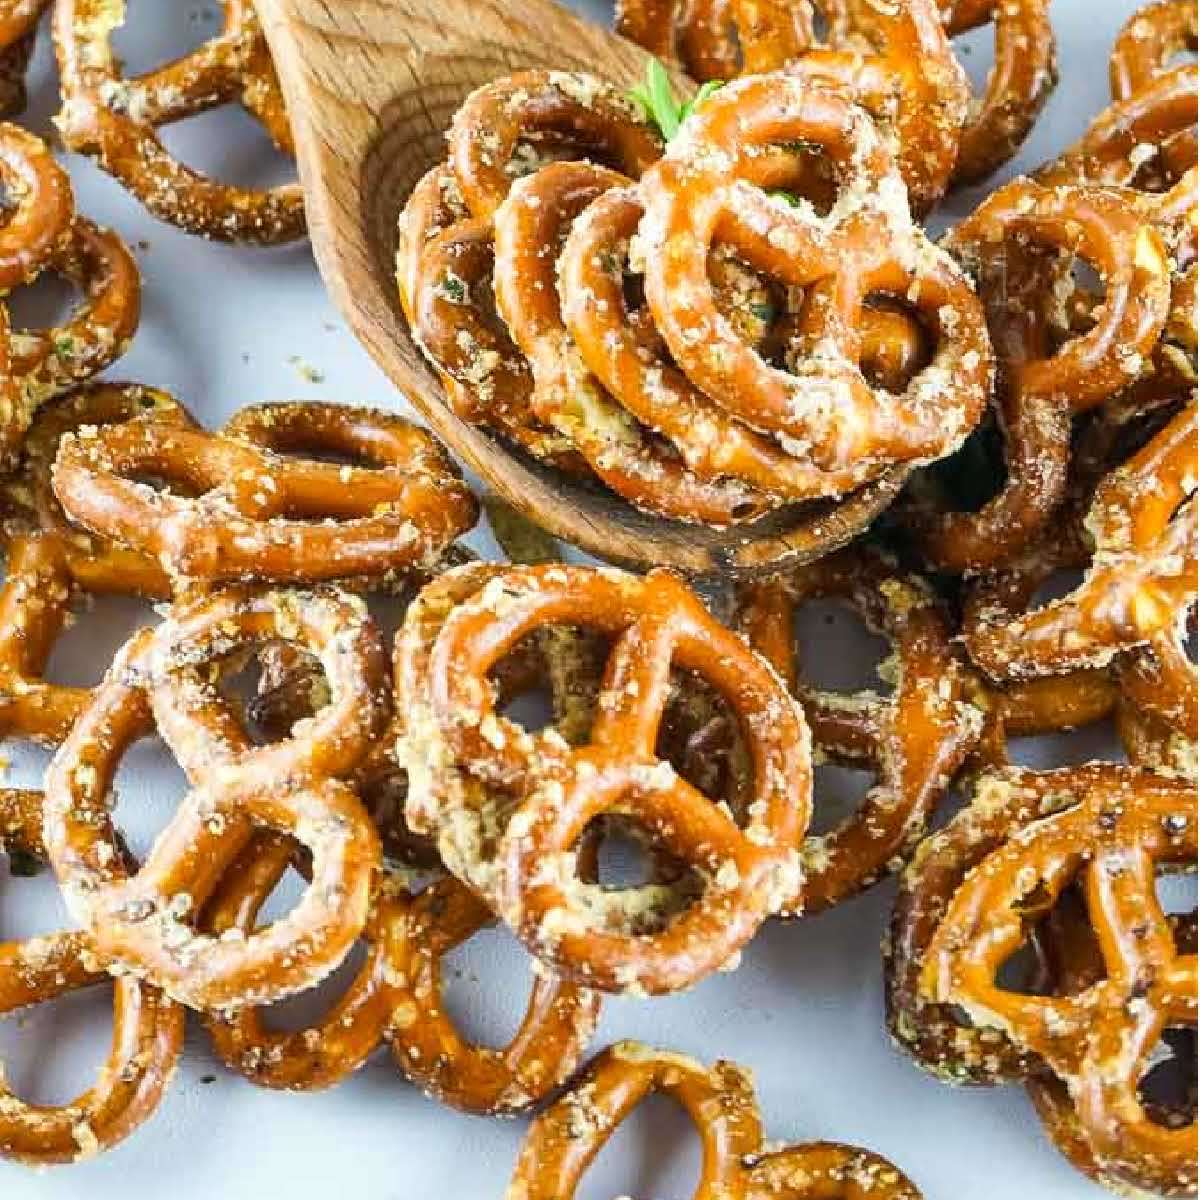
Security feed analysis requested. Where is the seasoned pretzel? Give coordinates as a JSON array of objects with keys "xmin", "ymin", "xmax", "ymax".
[
  {"xmin": 0, "ymin": 0, "xmax": 47, "ymax": 117},
  {"xmin": 1, "ymin": 382, "xmax": 194, "ymax": 597},
  {"xmin": 400, "ymin": 563, "xmax": 810, "ymax": 996},
  {"xmin": 44, "ymin": 586, "xmax": 387, "ymax": 1010},
  {"xmin": 938, "ymin": 0, "xmax": 1057, "ymax": 184},
  {"xmin": 736, "ymin": 546, "xmax": 979, "ymax": 913},
  {"xmin": 0, "ymin": 533, "xmax": 87, "ymax": 745},
  {"xmin": 201, "ymin": 845, "xmax": 600, "ymax": 1111},
  {"xmin": 1027, "ymin": 894, "xmax": 1199, "ymax": 1196},
  {"xmin": 908, "ymin": 177, "xmax": 1172, "ymax": 574},
  {"xmin": 1111, "ymin": 1, "xmax": 1198, "ymax": 104},
  {"xmin": 638, "ymin": 72, "xmax": 991, "ymax": 482},
  {"xmin": 0, "ymin": 788, "xmax": 184, "ymax": 1166},
  {"xmin": 0, "ymin": 122, "xmax": 74, "ymax": 293},
  {"xmin": 52, "ymin": 0, "xmax": 304, "ymax": 244},
  {"xmin": 507, "ymin": 1041, "xmax": 923, "ymax": 1198},
  {"xmin": 965, "ymin": 399, "xmax": 1198, "ymax": 681},
  {"xmin": 615, "ymin": 0, "xmax": 746, "ymax": 82},
  {"xmin": 51, "ymin": 401, "xmax": 478, "ymax": 585},
  {"xmin": 494, "ymin": 160, "xmax": 772, "ymax": 524},
  {"xmin": 920, "ymin": 765, "xmax": 1196, "ymax": 1196}
]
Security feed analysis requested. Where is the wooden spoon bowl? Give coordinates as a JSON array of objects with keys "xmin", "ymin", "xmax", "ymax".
[{"xmin": 254, "ymin": 0, "xmax": 907, "ymax": 579}]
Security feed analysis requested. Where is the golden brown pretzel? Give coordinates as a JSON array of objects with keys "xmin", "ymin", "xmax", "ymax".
[
  {"xmin": 908, "ymin": 177, "xmax": 1172, "ymax": 574},
  {"xmin": 43, "ymin": 586, "xmax": 387, "ymax": 1010},
  {"xmin": 399, "ymin": 562, "xmax": 811, "ymax": 996},
  {"xmin": 0, "ymin": 122, "xmax": 74, "ymax": 293},
  {"xmin": 507, "ymin": 1041, "xmax": 923, "ymax": 1198},
  {"xmin": 1111, "ymin": 1, "xmax": 1198, "ymax": 103},
  {"xmin": 736, "ymin": 546, "xmax": 980, "ymax": 913},
  {"xmin": 939, "ymin": 0, "xmax": 1057, "ymax": 184},
  {"xmin": 0, "ymin": 788, "xmax": 184, "ymax": 1166},
  {"xmin": 52, "ymin": 0, "xmax": 304, "ymax": 244},
  {"xmin": 50, "ymin": 401, "xmax": 478, "ymax": 585},
  {"xmin": 921, "ymin": 764, "xmax": 1196, "ymax": 1196},
  {"xmin": 2, "ymin": 382, "xmax": 195, "ymax": 598},
  {"xmin": 965, "ymin": 399, "xmax": 1198, "ymax": 681},
  {"xmin": 0, "ymin": 0, "xmax": 47, "ymax": 117},
  {"xmin": 201, "ymin": 845, "xmax": 601, "ymax": 1111},
  {"xmin": 494, "ymin": 159, "xmax": 772, "ymax": 524},
  {"xmin": 638, "ymin": 72, "xmax": 991, "ymax": 481},
  {"xmin": 615, "ymin": 0, "xmax": 746, "ymax": 82}
]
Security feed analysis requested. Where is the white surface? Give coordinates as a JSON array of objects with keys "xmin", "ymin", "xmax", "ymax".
[{"xmin": 0, "ymin": 1, "xmax": 1176, "ymax": 1197}]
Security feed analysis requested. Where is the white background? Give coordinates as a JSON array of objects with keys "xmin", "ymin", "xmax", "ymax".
[{"xmin": 0, "ymin": 1, "xmax": 1179, "ymax": 1197}]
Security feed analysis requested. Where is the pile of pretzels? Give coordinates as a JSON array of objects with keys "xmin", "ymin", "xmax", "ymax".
[{"xmin": 0, "ymin": 0, "xmax": 1196, "ymax": 1196}]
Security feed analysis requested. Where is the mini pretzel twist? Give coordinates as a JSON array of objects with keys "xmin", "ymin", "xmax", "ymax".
[
  {"xmin": 507, "ymin": 1041, "xmax": 923, "ymax": 1198},
  {"xmin": 0, "ymin": 788, "xmax": 184, "ymax": 1166},
  {"xmin": 50, "ymin": 401, "xmax": 478, "ymax": 586},
  {"xmin": 736, "ymin": 546, "xmax": 980, "ymax": 913},
  {"xmin": 964, "ymin": 399, "xmax": 1197, "ymax": 681},
  {"xmin": 920, "ymin": 764, "xmax": 1196, "ymax": 1196},
  {"xmin": 0, "ymin": 0, "xmax": 48, "ymax": 117},
  {"xmin": 399, "ymin": 562, "xmax": 811, "ymax": 996},
  {"xmin": 2, "ymin": 382, "xmax": 195, "ymax": 598},
  {"xmin": 637, "ymin": 73, "xmax": 989, "ymax": 484},
  {"xmin": 907, "ymin": 176, "xmax": 1173, "ymax": 574},
  {"xmin": 0, "ymin": 126, "xmax": 140, "ymax": 465},
  {"xmin": 1111, "ymin": 1, "xmax": 1198, "ymax": 104},
  {"xmin": 52, "ymin": 0, "xmax": 304, "ymax": 244},
  {"xmin": 44, "ymin": 586, "xmax": 388, "ymax": 1010}
]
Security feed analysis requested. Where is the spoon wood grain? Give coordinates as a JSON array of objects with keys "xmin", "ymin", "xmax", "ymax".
[{"xmin": 252, "ymin": 0, "xmax": 906, "ymax": 579}]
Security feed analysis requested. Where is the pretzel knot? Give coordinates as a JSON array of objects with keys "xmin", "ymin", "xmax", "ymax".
[
  {"xmin": 920, "ymin": 765, "xmax": 1197, "ymax": 1196},
  {"xmin": 0, "ymin": 789, "xmax": 183, "ymax": 1165},
  {"xmin": 50, "ymin": 401, "xmax": 478, "ymax": 585},
  {"xmin": 637, "ymin": 73, "xmax": 992, "ymax": 484},
  {"xmin": 737, "ymin": 546, "xmax": 980, "ymax": 914},
  {"xmin": 507, "ymin": 1041, "xmax": 923, "ymax": 1198},
  {"xmin": 908, "ymin": 176, "xmax": 1173, "ymax": 574},
  {"xmin": 44, "ymin": 586, "xmax": 388, "ymax": 1010},
  {"xmin": 53, "ymin": 0, "xmax": 304, "ymax": 244},
  {"xmin": 200, "ymin": 846, "xmax": 601, "ymax": 1113},
  {"xmin": 964, "ymin": 399, "xmax": 1197, "ymax": 681},
  {"xmin": 0, "ymin": 125, "xmax": 140, "ymax": 465},
  {"xmin": 399, "ymin": 562, "xmax": 811, "ymax": 996}
]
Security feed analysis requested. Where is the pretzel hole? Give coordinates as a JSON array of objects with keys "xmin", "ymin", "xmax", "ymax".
[
  {"xmin": 809, "ymin": 762, "xmax": 875, "ymax": 837},
  {"xmin": 440, "ymin": 923, "xmax": 534, "ymax": 1050},
  {"xmin": 109, "ymin": 0, "xmax": 219, "ymax": 79},
  {"xmin": 0, "ymin": 984, "xmax": 115, "ymax": 1104},
  {"xmin": 792, "ymin": 598, "xmax": 895, "ymax": 697},
  {"xmin": 923, "ymin": 413, "xmax": 1006, "ymax": 512},
  {"xmin": 1, "ymin": 821, "xmax": 71, "ymax": 939},
  {"xmin": 4, "ymin": 266, "xmax": 78, "ymax": 333},
  {"xmin": 43, "ymin": 593, "xmax": 156, "ymax": 689},
  {"xmin": 493, "ymin": 629, "xmax": 606, "ymax": 743},
  {"xmin": 945, "ymin": 20, "xmax": 997, "ymax": 95},
  {"xmin": 1154, "ymin": 874, "xmax": 1197, "ymax": 920},
  {"xmin": 1029, "ymin": 566, "xmax": 1087, "ymax": 610},
  {"xmin": 993, "ymin": 938, "xmax": 1050, "ymax": 997},
  {"xmin": 228, "ymin": 647, "xmax": 329, "ymax": 746},
  {"xmin": 110, "ymin": 742, "xmax": 192, "ymax": 866},
  {"xmin": 572, "ymin": 1091, "xmax": 703, "ymax": 1200},
  {"xmin": 1006, "ymin": 714, "xmax": 1126, "ymax": 771},
  {"xmin": 1139, "ymin": 1026, "xmax": 1198, "ymax": 1130}
]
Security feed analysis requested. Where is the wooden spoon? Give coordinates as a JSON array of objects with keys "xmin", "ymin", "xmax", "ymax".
[{"xmin": 252, "ymin": 0, "xmax": 907, "ymax": 580}]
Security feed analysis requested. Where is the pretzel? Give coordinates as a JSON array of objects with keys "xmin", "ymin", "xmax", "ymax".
[
  {"xmin": 0, "ymin": 122, "xmax": 74, "ymax": 293},
  {"xmin": 494, "ymin": 159, "xmax": 772, "ymax": 524},
  {"xmin": 637, "ymin": 72, "xmax": 991, "ymax": 484},
  {"xmin": 51, "ymin": 401, "xmax": 478, "ymax": 586},
  {"xmin": 0, "ymin": 787, "xmax": 184, "ymax": 1166},
  {"xmin": 1111, "ymin": 2, "xmax": 1198, "ymax": 104},
  {"xmin": 907, "ymin": 177, "xmax": 1173, "ymax": 574},
  {"xmin": 399, "ymin": 562, "xmax": 810, "ymax": 995},
  {"xmin": 615, "ymin": 0, "xmax": 745, "ymax": 82},
  {"xmin": 507, "ymin": 1041, "xmax": 923, "ymax": 1198},
  {"xmin": 920, "ymin": 764, "xmax": 1196, "ymax": 1196},
  {"xmin": 938, "ymin": 0, "xmax": 1057, "ymax": 184},
  {"xmin": 43, "ymin": 585, "xmax": 387, "ymax": 1010},
  {"xmin": 52, "ymin": 0, "xmax": 304, "ymax": 244},
  {"xmin": 736, "ymin": 546, "xmax": 979, "ymax": 913},
  {"xmin": 965, "ymin": 399, "xmax": 1197, "ymax": 681},
  {"xmin": 0, "ymin": 0, "xmax": 47, "ymax": 117},
  {"xmin": 398, "ymin": 165, "xmax": 583, "ymax": 471},
  {"xmin": 1, "ymin": 382, "xmax": 194, "ymax": 597},
  {"xmin": 0, "ymin": 533, "xmax": 88, "ymax": 746},
  {"xmin": 1027, "ymin": 893, "xmax": 1198, "ymax": 1196}
]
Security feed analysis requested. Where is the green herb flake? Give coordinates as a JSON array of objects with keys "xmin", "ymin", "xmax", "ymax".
[{"xmin": 630, "ymin": 60, "xmax": 722, "ymax": 143}]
